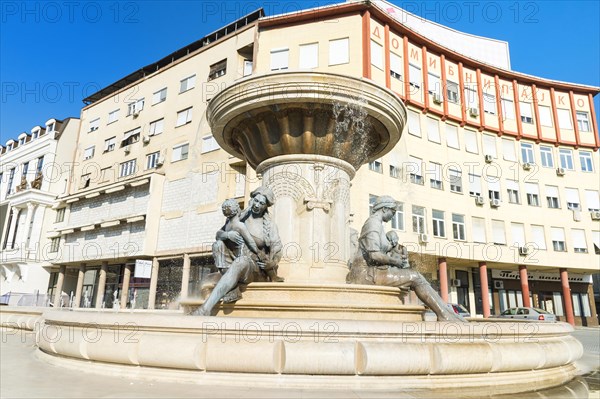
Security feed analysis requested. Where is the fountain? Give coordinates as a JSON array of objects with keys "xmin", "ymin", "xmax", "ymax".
[{"xmin": 0, "ymin": 72, "xmax": 584, "ymax": 395}]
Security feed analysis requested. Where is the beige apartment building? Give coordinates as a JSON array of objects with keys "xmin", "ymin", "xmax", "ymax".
[{"xmin": 43, "ymin": 2, "xmax": 599, "ymax": 324}]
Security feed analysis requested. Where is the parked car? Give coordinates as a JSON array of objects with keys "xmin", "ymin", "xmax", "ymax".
[
  {"xmin": 447, "ymin": 303, "xmax": 471, "ymax": 318},
  {"xmin": 498, "ymin": 307, "xmax": 556, "ymax": 322}
]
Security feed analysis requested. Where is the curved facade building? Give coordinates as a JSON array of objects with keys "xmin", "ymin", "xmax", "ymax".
[{"xmin": 34, "ymin": 2, "xmax": 598, "ymax": 324}]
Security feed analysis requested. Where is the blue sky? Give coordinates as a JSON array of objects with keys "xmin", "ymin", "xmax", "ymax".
[{"xmin": 1, "ymin": 0, "xmax": 598, "ymax": 138}]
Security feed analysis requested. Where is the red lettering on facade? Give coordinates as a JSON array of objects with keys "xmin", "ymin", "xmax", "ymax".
[
  {"xmin": 538, "ymin": 91, "xmax": 545, "ymax": 102},
  {"xmin": 428, "ymin": 57, "xmax": 437, "ymax": 69},
  {"xmin": 391, "ymin": 37, "xmax": 399, "ymax": 50},
  {"xmin": 483, "ymin": 79, "xmax": 492, "ymax": 89},
  {"xmin": 521, "ymin": 88, "xmax": 531, "ymax": 100},
  {"xmin": 558, "ymin": 96, "xmax": 565, "ymax": 105},
  {"xmin": 577, "ymin": 98, "xmax": 585, "ymax": 108},
  {"xmin": 410, "ymin": 48, "xmax": 420, "ymax": 61},
  {"xmin": 465, "ymin": 72, "xmax": 473, "ymax": 83},
  {"xmin": 372, "ymin": 26, "xmax": 381, "ymax": 39},
  {"xmin": 502, "ymin": 84, "xmax": 510, "ymax": 95},
  {"xmin": 447, "ymin": 65, "xmax": 455, "ymax": 76}
]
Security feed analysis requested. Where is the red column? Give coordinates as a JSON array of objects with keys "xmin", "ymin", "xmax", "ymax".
[
  {"xmin": 560, "ymin": 268, "xmax": 575, "ymax": 325},
  {"xmin": 479, "ymin": 262, "xmax": 491, "ymax": 318},
  {"xmin": 519, "ymin": 265, "xmax": 531, "ymax": 307},
  {"xmin": 438, "ymin": 258, "xmax": 449, "ymax": 303}
]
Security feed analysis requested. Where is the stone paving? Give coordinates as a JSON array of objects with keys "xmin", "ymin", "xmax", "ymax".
[{"xmin": 1, "ymin": 326, "xmax": 599, "ymax": 398}]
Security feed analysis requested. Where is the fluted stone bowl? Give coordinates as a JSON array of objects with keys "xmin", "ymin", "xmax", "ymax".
[{"xmin": 206, "ymin": 72, "xmax": 407, "ymax": 170}]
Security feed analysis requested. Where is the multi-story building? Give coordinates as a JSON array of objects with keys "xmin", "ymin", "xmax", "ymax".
[
  {"xmin": 44, "ymin": 1, "xmax": 599, "ymax": 324},
  {"xmin": 0, "ymin": 117, "xmax": 80, "ymax": 305}
]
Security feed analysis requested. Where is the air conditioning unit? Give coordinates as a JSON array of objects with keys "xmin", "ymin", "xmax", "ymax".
[
  {"xmin": 132, "ymin": 110, "xmax": 140, "ymax": 118},
  {"xmin": 475, "ymin": 196, "xmax": 485, "ymax": 205},
  {"xmin": 433, "ymin": 93, "xmax": 443, "ymax": 104},
  {"xmin": 522, "ymin": 162, "xmax": 532, "ymax": 170},
  {"xmin": 142, "ymin": 135, "xmax": 151, "ymax": 144},
  {"xmin": 493, "ymin": 280, "xmax": 504, "ymax": 290},
  {"xmin": 490, "ymin": 199, "xmax": 501, "ymax": 208},
  {"xmin": 519, "ymin": 246, "xmax": 529, "ymax": 256},
  {"xmin": 451, "ymin": 279, "xmax": 461, "ymax": 287},
  {"xmin": 419, "ymin": 233, "xmax": 429, "ymax": 243},
  {"xmin": 156, "ymin": 155, "xmax": 165, "ymax": 166},
  {"xmin": 123, "ymin": 145, "xmax": 131, "ymax": 153},
  {"xmin": 556, "ymin": 167, "xmax": 565, "ymax": 176},
  {"xmin": 591, "ymin": 211, "xmax": 600, "ymax": 221},
  {"xmin": 484, "ymin": 155, "xmax": 493, "ymax": 163},
  {"xmin": 469, "ymin": 107, "xmax": 479, "ymax": 117}
]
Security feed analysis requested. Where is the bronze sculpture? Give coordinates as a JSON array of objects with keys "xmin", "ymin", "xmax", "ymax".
[{"xmin": 347, "ymin": 195, "xmax": 464, "ymax": 322}]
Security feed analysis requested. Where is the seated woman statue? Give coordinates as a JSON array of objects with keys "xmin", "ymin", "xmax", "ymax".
[
  {"xmin": 193, "ymin": 186, "xmax": 283, "ymax": 316},
  {"xmin": 347, "ymin": 195, "xmax": 464, "ymax": 322}
]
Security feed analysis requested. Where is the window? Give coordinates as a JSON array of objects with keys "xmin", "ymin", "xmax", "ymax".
[
  {"xmin": 585, "ymin": 190, "xmax": 600, "ymax": 212},
  {"xmin": 559, "ymin": 148, "xmax": 574, "ymax": 170},
  {"xmin": 557, "ymin": 109, "xmax": 572, "ymax": 129},
  {"xmin": 202, "ymin": 135, "xmax": 220, "ymax": 153},
  {"xmin": 482, "ymin": 135, "xmax": 497, "ymax": 158},
  {"xmin": 483, "ymin": 93, "xmax": 496, "ymax": 114},
  {"xmin": 488, "ymin": 179, "xmax": 501, "ymax": 201},
  {"xmin": 540, "ymin": 146, "xmax": 554, "ymax": 168},
  {"xmin": 472, "ymin": 217, "xmax": 486, "ymax": 243},
  {"xmin": 6, "ymin": 168, "xmax": 15, "ymax": 195},
  {"xmin": 409, "ymin": 64, "xmax": 421, "ymax": 89},
  {"xmin": 446, "ymin": 124, "xmax": 459, "ymax": 149},
  {"xmin": 502, "ymin": 138, "xmax": 516, "ymax": 161},
  {"xmin": 32, "ymin": 130, "xmax": 38, "ymax": 139},
  {"xmin": 550, "ymin": 227, "xmax": 566, "ymax": 252},
  {"xmin": 580, "ymin": 151, "xmax": 593, "ymax": 172},
  {"xmin": 407, "ymin": 110, "xmax": 421, "ymax": 137},
  {"xmin": 571, "ymin": 229, "xmax": 587, "ymax": 253},
  {"xmin": 55, "ymin": 208, "xmax": 65, "ymax": 223},
  {"xmin": 469, "ymin": 174, "xmax": 481, "ymax": 197},
  {"xmin": 299, "ymin": 43, "xmax": 318, "ymax": 69},
  {"xmin": 576, "ymin": 112, "xmax": 590, "ymax": 132},
  {"xmin": 369, "ymin": 194, "xmax": 377, "ymax": 214},
  {"xmin": 104, "ymin": 137, "xmax": 116, "ymax": 153},
  {"xmin": 506, "ymin": 180, "xmax": 521, "ymax": 204},
  {"xmin": 243, "ymin": 59, "xmax": 253, "ymax": 76},
  {"xmin": 446, "ymin": 81, "xmax": 459, "ymax": 104},
  {"xmin": 329, "ymin": 38, "xmax": 349, "ymax": 65},
  {"xmin": 511, "ymin": 223, "xmax": 526, "ymax": 247},
  {"xmin": 50, "ymin": 237, "xmax": 60, "ymax": 253},
  {"xmin": 525, "ymin": 182, "xmax": 540, "ymax": 206},
  {"xmin": 46, "ymin": 122, "xmax": 55, "ymax": 132},
  {"xmin": 545, "ymin": 186, "xmax": 560, "ymax": 209},
  {"xmin": 521, "ymin": 142, "xmax": 534, "ymax": 164},
  {"xmin": 368, "ymin": 160, "xmax": 383, "ymax": 173},
  {"xmin": 146, "ymin": 151, "xmax": 161, "ymax": 169},
  {"xmin": 391, "ymin": 203, "xmax": 404, "ymax": 230},
  {"xmin": 370, "ymin": 40, "xmax": 383, "ymax": 69},
  {"xmin": 452, "ymin": 214, "xmax": 466, "ymax": 241},
  {"xmin": 119, "ymin": 159, "xmax": 136, "ymax": 177},
  {"xmin": 35, "ymin": 156, "xmax": 44, "ymax": 174},
  {"xmin": 449, "ymin": 168, "xmax": 462, "ymax": 193},
  {"xmin": 18, "ymin": 136, "xmax": 26, "ymax": 146},
  {"xmin": 463, "ymin": 86, "xmax": 478, "ymax": 111},
  {"xmin": 89, "ymin": 118, "xmax": 100, "ymax": 132},
  {"xmin": 531, "ymin": 225, "xmax": 546, "ymax": 250},
  {"xmin": 121, "ymin": 127, "xmax": 141, "ymax": 147},
  {"xmin": 429, "ymin": 162, "xmax": 442, "ymax": 190},
  {"xmin": 152, "ymin": 88, "xmax": 167, "ymax": 105},
  {"xmin": 427, "ymin": 117, "xmax": 440, "ymax": 143},
  {"xmin": 572, "ymin": 293, "xmax": 592, "ymax": 317},
  {"xmin": 502, "ymin": 99, "xmax": 515, "ymax": 120},
  {"xmin": 127, "ymin": 98, "xmax": 144, "ymax": 116},
  {"xmin": 270, "ymin": 48, "xmax": 289, "ymax": 70},
  {"xmin": 492, "ymin": 220, "xmax": 506, "ymax": 245},
  {"xmin": 565, "ymin": 188, "xmax": 580, "ymax": 210},
  {"xmin": 390, "ymin": 53, "xmax": 402, "ymax": 80},
  {"xmin": 432, "ymin": 210, "xmax": 445, "ymax": 238},
  {"xmin": 539, "ymin": 105, "xmax": 553, "ymax": 127},
  {"xmin": 412, "ymin": 205, "xmax": 426, "ymax": 234},
  {"xmin": 208, "ymin": 59, "xmax": 227, "ymax": 80},
  {"xmin": 100, "ymin": 167, "xmax": 113, "ymax": 183},
  {"xmin": 408, "ymin": 156, "xmax": 422, "ymax": 184},
  {"xmin": 83, "ymin": 146, "xmax": 95, "ymax": 160},
  {"xmin": 519, "ymin": 102, "xmax": 533, "ymax": 124},
  {"xmin": 79, "ymin": 173, "xmax": 91, "ymax": 189},
  {"xmin": 149, "ymin": 118, "xmax": 164, "ymax": 136},
  {"xmin": 180, "ymin": 75, "xmax": 196, "ymax": 93},
  {"xmin": 108, "ymin": 109, "xmax": 119, "ymax": 124},
  {"xmin": 464, "ymin": 129, "xmax": 478, "ymax": 154},
  {"xmin": 172, "ymin": 143, "xmax": 189, "ymax": 162},
  {"xmin": 176, "ymin": 107, "xmax": 193, "ymax": 127},
  {"xmin": 428, "ymin": 73, "xmax": 441, "ymax": 96},
  {"xmin": 389, "ymin": 165, "xmax": 400, "ymax": 179}
]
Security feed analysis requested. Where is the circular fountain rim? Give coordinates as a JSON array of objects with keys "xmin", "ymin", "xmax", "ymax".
[{"xmin": 206, "ymin": 71, "xmax": 407, "ymax": 168}]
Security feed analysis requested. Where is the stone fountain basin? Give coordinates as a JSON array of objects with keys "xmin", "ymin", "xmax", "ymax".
[
  {"xmin": 206, "ymin": 72, "xmax": 407, "ymax": 170},
  {"xmin": 0, "ymin": 307, "xmax": 583, "ymax": 395}
]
